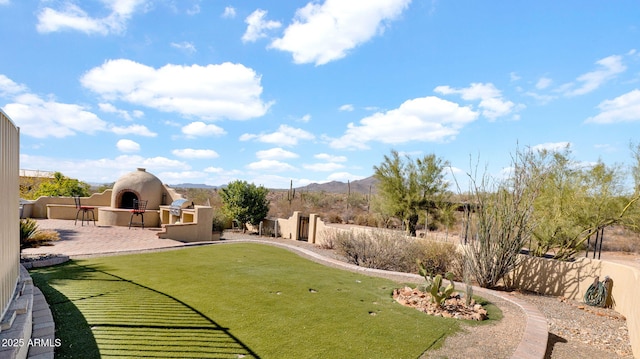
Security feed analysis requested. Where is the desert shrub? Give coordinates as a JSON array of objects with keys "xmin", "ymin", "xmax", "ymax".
[
  {"xmin": 317, "ymin": 229, "xmax": 339, "ymax": 249},
  {"xmin": 414, "ymin": 240, "xmax": 461, "ymax": 278},
  {"xmin": 353, "ymin": 213, "xmax": 380, "ymax": 227},
  {"xmin": 20, "ymin": 218, "xmax": 59, "ymax": 249},
  {"xmin": 325, "ymin": 213, "xmax": 343, "ymax": 224},
  {"xmin": 333, "ymin": 229, "xmax": 460, "ymax": 274}
]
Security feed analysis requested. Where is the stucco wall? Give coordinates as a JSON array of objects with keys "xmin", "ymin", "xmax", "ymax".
[
  {"xmin": 26, "ymin": 190, "xmax": 112, "ymax": 219},
  {"xmin": 509, "ymin": 255, "xmax": 640, "ymax": 358},
  {"xmin": 277, "ymin": 211, "xmax": 301, "ymax": 240},
  {"xmin": 0, "ymin": 110, "xmax": 20, "ymax": 323},
  {"xmin": 158, "ymin": 206, "xmax": 214, "ymax": 242}
]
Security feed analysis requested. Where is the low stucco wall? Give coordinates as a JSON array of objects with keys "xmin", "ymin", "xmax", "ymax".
[
  {"xmin": 158, "ymin": 206, "xmax": 214, "ymax": 242},
  {"xmin": 508, "ymin": 256, "xmax": 640, "ymax": 358},
  {"xmin": 98, "ymin": 208, "xmax": 160, "ymax": 227},
  {"xmin": 277, "ymin": 211, "xmax": 301, "ymax": 240},
  {"xmin": 27, "ymin": 191, "xmax": 112, "ymax": 219}
]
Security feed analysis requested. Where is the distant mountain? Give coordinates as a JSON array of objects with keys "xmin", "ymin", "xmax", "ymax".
[
  {"xmin": 167, "ymin": 177, "xmax": 378, "ymax": 193},
  {"xmin": 296, "ymin": 176, "xmax": 377, "ymax": 194}
]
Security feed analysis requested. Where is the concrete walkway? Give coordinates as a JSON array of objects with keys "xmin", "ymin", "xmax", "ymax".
[{"xmin": 23, "ymin": 219, "xmax": 548, "ymax": 359}]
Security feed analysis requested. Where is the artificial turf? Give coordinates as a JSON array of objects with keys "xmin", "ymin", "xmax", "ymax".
[{"xmin": 30, "ymin": 243, "xmax": 496, "ymax": 358}]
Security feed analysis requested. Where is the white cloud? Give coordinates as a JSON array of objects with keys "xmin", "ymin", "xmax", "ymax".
[
  {"xmin": 330, "ymin": 96, "xmax": 478, "ymax": 150},
  {"xmin": 242, "ymin": 9, "xmax": 282, "ymax": 43},
  {"xmin": 186, "ymin": 4, "xmax": 200, "ymax": 15},
  {"xmin": 3, "ymin": 93, "xmax": 108, "ymax": 138},
  {"xmin": 585, "ymin": 89, "xmax": 640, "ymax": 124},
  {"xmin": 298, "ymin": 114, "xmax": 311, "ymax": 122},
  {"xmin": 531, "ymin": 142, "xmax": 571, "ymax": 152},
  {"xmin": 302, "ymin": 162, "xmax": 345, "ymax": 171},
  {"xmin": 98, "ymin": 102, "xmax": 143, "ymax": 120},
  {"xmin": 81, "ymin": 59, "xmax": 271, "ymax": 120},
  {"xmin": 510, "ymin": 72, "xmax": 521, "ymax": 81},
  {"xmin": 327, "ymin": 172, "xmax": 364, "ymax": 182},
  {"xmin": 315, "ymin": 153, "xmax": 347, "ymax": 162},
  {"xmin": 524, "ymin": 91, "xmax": 555, "ymax": 105},
  {"xmin": 270, "ymin": 0, "xmax": 411, "ymax": 65},
  {"xmin": 110, "ymin": 124, "xmax": 157, "ymax": 137},
  {"xmin": 434, "ymin": 82, "xmax": 521, "ymax": 120},
  {"xmin": 256, "ymin": 147, "xmax": 299, "ymax": 160},
  {"xmin": 339, "ymin": 104, "xmax": 354, "ymax": 112},
  {"xmin": 171, "ymin": 41, "xmax": 197, "ymax": 54},
  {"xmin": 204, "ymin": 166, "xmax": 224, "ymax": 174},
  {"xmin": 20, "ymin": 153, "xmax": 189, "ymax": 184},
  {"xmin": 222, "ymin": 6, "xmax": 236, "ymax": 18},
  {"xmin": 240, "ymin": 124, "xmax": 315, "ymax": 146},
  {"xmin": 536, "ymin": 77, "xmax": 552, "ymax": 90},
  {"xmin": 181, "ymin": 121, "xmax": 226, "ymax": 137},
  {"xmin": 0, "ymin": 74, "xmax": 27, "ymax": 96},
  {"xmin": 36, "ymin": 0, "xmax": 148, "ymax": 35},
  {"xmin": 116, "ymin": 139, "xmax": 140, "ymax": 153},
  {"xmin": 172, "ymin": 148, "xmax": 220, "ymax": 159},
  {"xmin": 0, "ymin": 0, "xmax": 10, "ymax": 5},
  {"xmin": 246, "ymin": 159, "xmax": 296, "ymax": 172},
  {"xmin": 562, "ymin": 55, "xmax": 626, "ymax": 97}
]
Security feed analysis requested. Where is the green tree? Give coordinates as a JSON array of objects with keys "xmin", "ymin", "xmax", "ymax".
[
  {"xmin": 32, "ymin": 172, "xmax": 90, "ymax": 198},
  {"xmin": 219, "ymin": 180, "xmax": 270, "ymax": 232},
  {"xmin": 373, "ymin": 150, "xmax": 449, "ymax": 236},
  {"xmin": 531, "ymin": 147, "xmax": 640, "ymax": 260}
]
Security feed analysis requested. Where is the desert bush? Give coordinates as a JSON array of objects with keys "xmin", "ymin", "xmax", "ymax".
[
  {"xmin": 20, "ymin": 218, "xmax": 59, "ymax": 249},
  {"xmin": 353, "ymin": 213, "xmax": 380, "ymax": 227},
  {"xmin": 333, "ymin": 229, "xmax": 460, "ymax": 274},
  {"xmin": 325, "ymin": 212, "xmax": 343, "ymax": 224},
  {"xmin": 414, "ymin": 241, "xmax": 461, "ymax": 279},
  {"xmin": 317, "ymin": 229, "xmax": 338, "ymax": 249}
]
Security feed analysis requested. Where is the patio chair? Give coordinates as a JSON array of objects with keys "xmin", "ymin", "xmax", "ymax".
[
  {"xmin": 74, "ymin": 196, "xmax": 96, "ymax": 226},
  {"xmin": 129, "ymin": 199, "xmax": 148, "ymax": 229}
]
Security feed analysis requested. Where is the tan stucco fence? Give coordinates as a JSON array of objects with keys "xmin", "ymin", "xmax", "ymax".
[{"xmin": 509, "ymin": 256, "xmax": 640, "ymax": 358}]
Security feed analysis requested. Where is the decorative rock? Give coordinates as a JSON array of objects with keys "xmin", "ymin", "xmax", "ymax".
[{"xmin": 392, "ymin": 287, "xmax": 488, "ymax": 321}]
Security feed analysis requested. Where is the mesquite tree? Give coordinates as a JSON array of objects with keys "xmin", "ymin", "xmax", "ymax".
[{"xmin": 373, "ymin": 150, "xmax": 449, "ymax": 236}]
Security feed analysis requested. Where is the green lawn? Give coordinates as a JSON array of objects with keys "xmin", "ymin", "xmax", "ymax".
[{"xmin": 30, "ymin": 243, "xmax": 496, "ymax": 359}]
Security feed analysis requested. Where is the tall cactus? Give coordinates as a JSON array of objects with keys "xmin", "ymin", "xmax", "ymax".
[{"xmin": 287, "ymin": 179, "xmax": 296, "ymax": 206}]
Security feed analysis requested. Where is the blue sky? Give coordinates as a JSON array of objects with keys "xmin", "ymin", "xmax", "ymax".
[{"xmin": 1, "ymin": 0, "xmax": 639, "ymax": 189}]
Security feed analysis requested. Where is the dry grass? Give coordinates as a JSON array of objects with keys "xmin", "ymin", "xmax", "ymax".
[{"xmin": 596, "ymin": 225, "xmax": 640, "ymax": 253}]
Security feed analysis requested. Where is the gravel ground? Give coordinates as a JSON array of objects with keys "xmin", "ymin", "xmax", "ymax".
[
  {"xmin": 517, "ymin": 292, "xmax": 633, "ymax": 359},
  {"xmin": 221, "ymin": 233, "xmax": 635, "ymax": 359}
]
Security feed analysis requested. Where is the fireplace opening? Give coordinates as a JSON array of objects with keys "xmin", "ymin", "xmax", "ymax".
[{"xmin": 119, "ymin": 191, "xmax": 139, "ymax": 209}]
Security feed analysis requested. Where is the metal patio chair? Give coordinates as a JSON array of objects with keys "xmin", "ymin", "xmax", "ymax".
[
  {"xmin": 74, "ymin": 196, "xmax": 96, "ymax": 226},
  {"xmin": 129, "ymin": 199, "xmax": 148, "ymax": 229}
]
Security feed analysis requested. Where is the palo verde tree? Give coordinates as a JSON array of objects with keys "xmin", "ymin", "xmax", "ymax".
[
  {"xmin": 531, "ymin": 147, "xmax": 640, "ymax": 260},
  {"xmin": 31, "ymin": 172, "xmax": 91, "ymax": 199},
  {"xmin": 373, "ymin": 150, "xmax": 449, "ymax": 236},
  {"xmin": 219, "ymin": 180, "xmax": 270, "ymax": 232}
]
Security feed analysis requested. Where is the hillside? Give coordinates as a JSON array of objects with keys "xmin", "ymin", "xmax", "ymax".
[{"xmin": 297, "ymin": 176, "xmax": 377, "ymax": 194}]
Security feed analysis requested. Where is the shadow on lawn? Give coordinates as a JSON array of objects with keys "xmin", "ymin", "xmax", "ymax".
[{"xmin": 31, "ymin": 262, "xmax": 259, "ymax": 359}]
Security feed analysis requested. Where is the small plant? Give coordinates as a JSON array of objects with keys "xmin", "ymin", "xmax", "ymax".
[
  {"xmin": 20, "ymin": 218, "xmax": 59, "ymax": 249},
  {"xmin": 418, "ymin": 260, "xmax": 455, "ymax": 307}
]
